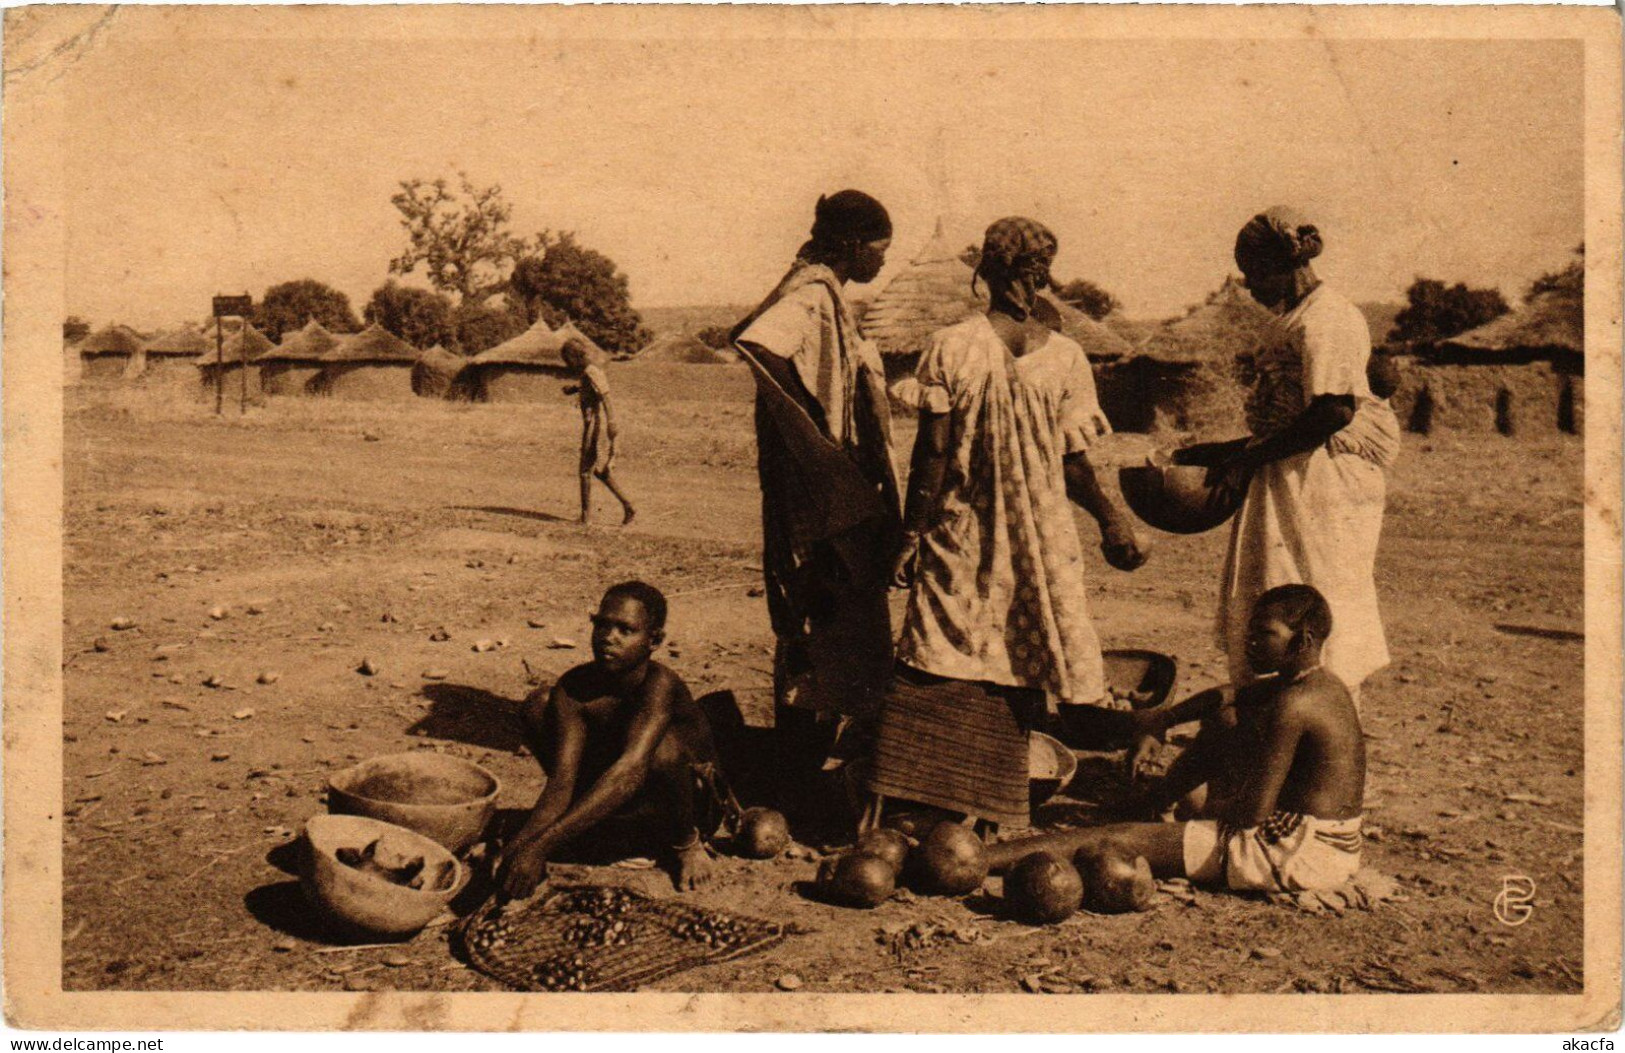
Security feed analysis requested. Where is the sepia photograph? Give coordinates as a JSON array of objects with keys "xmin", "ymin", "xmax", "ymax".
[{"xmin": 3, "ymin": 2, "xmax": 1620, "ymax": 1033}]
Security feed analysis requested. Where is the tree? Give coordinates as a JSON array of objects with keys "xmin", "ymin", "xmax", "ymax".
[
  {"xmin": 64, "ymin": 316, "xmax": 90, "ymax": 342},
  {"xmin": 695, "ymin": 324, "xmax": 734, "ymax": 350},
  {"xmin": 1528, "ymin": 246, "xmax": 1583, "ymax": 302},
  {"xmin": 388, "ymin": 172, "xmax": 533, "ymax": 305},
  {"xmin": 452, "ymin": 300, "xmax": 527, "ymax": 356},
  {"xmin": 363, "ymin": 280, "xmax": 454, "ymax": 349},
  {"xmin": 253, "ymin": 280, "xmax": 360, "ymax": 342},
  {"xmin": 509, "ymin": 232, "xmax": 650, "ymax": 353},
  {"xmin": 1387, "ymin": 279, "xmax": 1510, "ymax": 345},
  {"xmin": 1055, "ymin": 278, "xmax": 1121, "ymax": 320}
]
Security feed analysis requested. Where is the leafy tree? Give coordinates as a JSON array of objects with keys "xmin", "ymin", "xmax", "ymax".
[
  {"xmin": 1055, "ymin": 278, "xmax": 1121, "ymax": 320},
  {"xmin": 1388, "ymin": 279, "xmax": 1510, "ymax": 345},
  {"xmin": 389, "ymin": 172, "xmax": 533, "ymax": 305},
  {"xmin": 253, "ymin": 279, "xmax": 360, "ymax": 342},
  {"xmin": 363, "ymin": 280, "xmax": 454, "ymax": 349},
  {"xmin": 695, "ymin": 324, "xmax": 734, "ymax": 350},
  {"xmin": 959, "ymin": 244, "xmax": 981, "ymax": 270},
  {"xmin": 64, "ymin": 316, "xmax": 90, "ymax": 342},
  {"xmin": 509, "ymin": 232, "xmax": 650, "ymax": 353},
  {"xmin": 452, "ymin": 300, "xmax": 527, "ymax": 356}
]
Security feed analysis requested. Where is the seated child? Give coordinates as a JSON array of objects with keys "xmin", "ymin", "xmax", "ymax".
[
  {"xmin": 1071, "ymin": 584, "xmax": 1366, "ymax": 894},
  {"xmin": 495, "ymin": 581, "xmax": 732, "ymax": 898}
]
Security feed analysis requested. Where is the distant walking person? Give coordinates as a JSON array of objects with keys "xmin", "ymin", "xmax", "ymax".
[
  {"xmin": 563, "ymin": 337, "xmax": 636, "ymax": 526},
  {"xmin": 1176, "ymin": 208, "xmax": 1400, "ymax": 705},
  {"xmin": 731, "ymin": 190, "xmax": 903, "ymax": 806}
]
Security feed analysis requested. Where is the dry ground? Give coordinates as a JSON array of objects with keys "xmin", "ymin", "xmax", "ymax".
[{"xmin": 61, "ymin": 363, "xmax": 1585, "ymax": 994}]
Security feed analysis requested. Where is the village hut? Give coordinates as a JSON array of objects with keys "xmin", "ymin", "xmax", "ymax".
[
  {"xmin": 1037, "ymin": 293, "xmax": 1136, "ymax": 362},
  {"xmin": 1388, "ymin": 287, "xmax": 1584, "ymax": 436},
  {"xmin": 64, "ymin": 338, "xmax": 84, "ymax": 384},
  {"xmin": 194, "ymin": 324, "xmax": 274, "ymax": 401},
  {"xmin": 411, "ymin": 344, "xmax": 468, "ymax": 399},
  {"xmin": 138, "ymin": 325, "xmax": 213, "ymax": 386},
  {"xmin": 257, "ymin": 320, "xmax": 341, "ymax": 396},
  {"xmin": 455, "ymin": 318, "xmax": 572, "ymax": 402},
  {"xmin": 634, "ymin": 332, "xmax": 738, "ymax": 364},
  {"xmin": 77, "ymin": 324, "xmax": 148, "ymax": 381},
  {"xmin": 311, "ymin": 323, "xmax": 419, "ymax": 400},
  {"xmin": 860, "ymin": 220, "xmax": 986, "ymax": 381},
  {"xmin": 1102, "ymin": 277, "xmax": 1274, "ymax": 437}
]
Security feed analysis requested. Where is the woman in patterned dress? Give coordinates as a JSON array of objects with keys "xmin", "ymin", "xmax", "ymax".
[
  {"xmin": 1178, "ymin": 208, "xmax": 1401, "ymax": 705},
  {"xmin": 862, "ymin": 217, "xmax": 1150, "ymax": 833}
]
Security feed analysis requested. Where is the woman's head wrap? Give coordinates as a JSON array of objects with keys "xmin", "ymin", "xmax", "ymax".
[
  {"xmin": 809, "ymin": 190, "xmax": 892, "ymax": 247},
  {"xmin": 973, "ymin": 216, "xmax": 1059, "ymax": 321},
  {"xmin": 1234, "ymin": 207, "xmax": 1323, "ymax": 276}
]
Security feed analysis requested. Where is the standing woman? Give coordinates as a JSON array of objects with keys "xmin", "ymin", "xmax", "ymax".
[
  {"xmin": 864, "ymin": 217, "xmax": 1149, "ymax": 834},
  {"xmin": 731, "ymin": 191, "xmax": 903, "ymax": 802},
  {"xmin": 563, "ymin": 337, "xmax": 636, "ymax": 526},
  {"xmin": 1183, "ymin": 208, "xmax": 1400, "ymax": 704}
]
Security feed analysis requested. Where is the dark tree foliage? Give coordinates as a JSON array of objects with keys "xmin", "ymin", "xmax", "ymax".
[
  {"xmin": 695, "ymin": 324, "xmax": 734, "ymax": 350},
  {"xmin": 1527, "ymin": 247, "xmax": 1583, "ymax": 302},
  {"xmin": 509, "ymin": 232, "xmax": 650, "ymax": 354},
  {"xmin": 253, "ymin": 280, "xmax": 360, "ymax": 342},
  {"xmin": 452, "ymin": 300, "xmax": 527, "ymax": 356},
  {"xmin": 1388, "ymin": 279, "xmax": 1510, "ymax": 345},
  {"xmin": 64, "ymin": 316, "xmax": 90, "ymax": 342},
  {"xmin": 388, "ymin": 172, "xmax": 532, "ymax": 306},
  {"xmin": 364, "ymin": 280, "xmax": 454, "ymax": 349}
]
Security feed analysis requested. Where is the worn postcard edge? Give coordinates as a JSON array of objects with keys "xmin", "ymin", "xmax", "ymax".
[{"xmin": 3, "ymin": 3, "xmax": 1620, "ymax": 1033}]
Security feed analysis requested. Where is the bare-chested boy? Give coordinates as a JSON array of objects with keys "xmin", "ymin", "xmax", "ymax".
[
  {"xmin": 495, "ymin": 581, "xmax": 731, "ymax": 898},
  {"xmin": 1070, "ymin": 584, "xmax": 1366, "ymax": 893}
]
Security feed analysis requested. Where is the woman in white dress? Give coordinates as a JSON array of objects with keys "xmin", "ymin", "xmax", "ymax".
[{"xmin": 1180, "ymin": 208, "xmax": 1401, "ymax": 704}]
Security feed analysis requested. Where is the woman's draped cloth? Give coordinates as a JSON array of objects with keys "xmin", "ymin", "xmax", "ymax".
[{"xmin": 731, "ymin": 261, "xmax": 903, "ymax": 719}]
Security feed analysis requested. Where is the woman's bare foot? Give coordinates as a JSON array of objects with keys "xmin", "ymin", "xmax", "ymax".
[
  {"xmin": 671, "ymin": 841, "xmax": 715, "ymax": 891},
  {"xmin": 621, "ymin": 505, "xmax": 637, "ymax": 526}
]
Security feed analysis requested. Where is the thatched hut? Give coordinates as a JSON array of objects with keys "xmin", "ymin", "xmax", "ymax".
[
  {"xmin": 455, "ymin": 318, "xmax": 573, "ymax": 403},
  {"xmin": 1388, "ymin": 288, "xmax": 1584, "ymax": 436},
  {"xmin": 1037, "ymin": 294, "xmax": 1135, "ymax": 362},
  {"xmin": 411, "ymin": 344, "xmax": 468, "ymax": 398},
  {"xmin": 860, "ymin": 221, "xmax": 986, "ymax": 380},
  {"xmin": 1103, "ymin": 277, "xmax": 1273, "ymax": 437},
  {"xmin": 195, "ymin": 325, "xmax": 274, "ymax": 401},
  {"xmin": 634, "ymin": 332, "xmax": 738, "ymax": 364},
  {"xmin": 139, "ymin": 326, "xmax": 213, "ymax": 385},
  {"xmin": 311, "ymin": 324, "xmax": 419, "ymax": 400},
  {"xmin": 257, "ymin": 320, "xmax": 340, "ymax": 396},
  {"xmin": 77, "ymin": 324, "xmax": 147, "ymax": 381}
]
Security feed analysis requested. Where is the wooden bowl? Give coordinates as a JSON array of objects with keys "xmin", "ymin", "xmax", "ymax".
[
  {"xmin": 327, "ymin": 751, "xmax": 500, "ymax": 854},
  {"xmin": 301, "ymin": 814, "xmax": 464, "ymax": 938},
  {"xmin": 1118, "ymin": 464, "xmax": 1244, "ymax": 535},
  {"xmin": 1029, "ymin": 732, "xmax": 1079, "ymax": 807}
]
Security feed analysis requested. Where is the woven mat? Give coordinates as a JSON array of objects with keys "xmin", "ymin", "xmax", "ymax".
[{"xmin": 458, "ymin": 885, "xmax": 791, "ymax": 992}]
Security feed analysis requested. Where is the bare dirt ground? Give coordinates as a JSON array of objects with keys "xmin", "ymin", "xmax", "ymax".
[{"xmin": 61, "ymin": 364, "xmax": 1584, "ymax": 995}]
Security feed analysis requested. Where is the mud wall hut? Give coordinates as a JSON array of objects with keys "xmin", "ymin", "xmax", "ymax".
[
  {"xmin": 140, "ymin": 326, "xmax": 213, "ymax": 387},
  {"xmin": 860, "ymin": 221, "xmax": 987, "ymax": 382},
  {"xmin": 311, "ymin": 324, "xmax": 419, "ymax": 400},
  {"xmin": 77, "ymin": 324, "xmax": 148, "ymax": 381},
  {"xmin": 258, "ymin": 320, "xmax": 341, "ymax": 397},
  {"xmin": 456, "ymin": 319, "xmax": 573, "ymax": 403},
  {"xmin": 1386, "ymin": 287, "xmax": 1584, "ymax": 436},
  {"xmin": 1104, "ymin": 277, "xmax": 1274, "ymax": 438},
  {"xmin": 411, "ymin": 344, "xmax": 468, "ymax": 399},
  {"xmin": 635, "ymin": 332, "xmax": 738, "ymax": 365},
  {"xmin": 195, "ymin": 325, "xmax": 274, "ymax": 402}
]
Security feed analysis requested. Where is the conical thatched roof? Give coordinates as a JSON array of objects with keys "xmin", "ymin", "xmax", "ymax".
[
  {"xmin": 194, "ymin": 324, "xmax": 274, "ymax": 365},
  {"xmin": 861, "ymin": 221, "xmax": 986, "ymax": 358},
  {"xmin": 1442, "ymin": 288, "xmax": 1583, "ymax": 357},
  {"xmin": 472, "ymin": 318, "xmax": 569, "ymax": 368},
  {"xmin": 637, "ymin": 332, "xmax": 738, "ymax": 364},
  {"xmin": 79, "ymin": 324, "xmax": 147, "ymax": 356},
  {"xmin": 1037, "ymin": 292, "xmax": 1135, "ymax": 361},
  {"xmin": 260, "ymin": 319, "xmax": 341, "ymax": 363},
  {"xmin": 142, "ymin": 325, "xmax": 212, "ymax": 357},
  {"xmin": 321, "ymin": 323, "xmax": 417, "ymax": 363},
  {"xmin": 1138, "ymin": 276, "xmax": 1276, "ymax": 365},
  {"xmin": 411, "ymin": 344, "xmax": 467, "ymax": 397}
]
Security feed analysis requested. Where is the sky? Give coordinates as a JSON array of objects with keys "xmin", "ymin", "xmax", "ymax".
[{"xmin": 62, "ymin": 23, "xmax": 1584, "ymax": 328}]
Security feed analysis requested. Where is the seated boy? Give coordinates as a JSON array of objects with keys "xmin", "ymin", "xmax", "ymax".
[
  {"xmin": 495, "ymin": 581, "xmax": 732, "ymax": 898},
  {"xmin": 1071, "ymin": 584, "xmax": 1366, "ymax": 893}
]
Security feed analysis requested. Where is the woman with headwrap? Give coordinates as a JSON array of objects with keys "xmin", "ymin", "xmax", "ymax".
[
  {"xmin": 1176, "ymin": 208, "xmax": 1400, "ymax": 709},
  {"xmin": 730, "ymin": 191, "xmax": 903, "ymax": 815},
  {"xmin": 861, "ymin": 217, "xmax": 1150, "ymax": 835}
]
